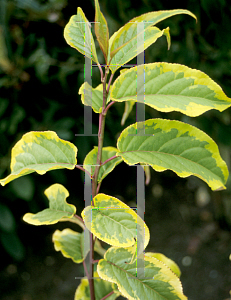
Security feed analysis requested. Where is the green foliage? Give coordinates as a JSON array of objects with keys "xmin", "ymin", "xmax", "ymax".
[
  {"xmin": 0, "ymin": 131, "xmax": 77, "ymax": 186},
  {"xmin": 23, "ymin": 183, "xmax": 77, "ymax": 225},
  {"xmin": 64, "ymin": 7, "xmax": 99, "ymax": 63},
  {"xmin": 82, "ymin": 193, "xmax": 150, "ymax": 250},
  {"xmin": 111, "ymin": 63, "xmax": 231, "ymax": 116},
  {"xmin": 1, "ymin": 1, "xmax": 230, "ymax": 299},
  {"xmin": 97, "ymin": 247, "xmax": 186, "ymax": 300},
  {"xmin": 117, "ymin": 119, "xmax": 228, "ymax": 191}
]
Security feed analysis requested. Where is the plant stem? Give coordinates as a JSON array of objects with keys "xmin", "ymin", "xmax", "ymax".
[
  {"xmin": 104, "ymin": 100, "xmax": 115, "ymax": 114},
  {"xmin": 100, "ymin": 155, "xmax": 118, "ymax": 166},
  {"xmin": 101, "ymin": 291, "xmax": 115, "ymax": 300},
  {"xmin": 59, "ymin": 215, "xmax": 85, "ymax": 230},
  {"xmin": 97, "ymin": 62, "xmax": 104, "ymax": 81},
  {"xmin": 83, "ymin": 259, "xmax": 89, "ymax": 278},
  {"xmin": 92, "ymin": 67, "xmax": 109, "ymax": 198},
  {"xmin": 75, "ymin": 165, "xmax": 91, "ymax": 177},
  {"xmin": 88, "ymin": 66, "xmax": 110, "ymax": 300},
  {"xmin": 107, "ymin": 73, "xmax": 114, "ymax": 94},
  {"xmin": 89, "ymin": 234, "xmax": 95, "ymax": 300},
  {"xmin": 96, "ymin": 181, "xmax": 102, "ymax": 194}
]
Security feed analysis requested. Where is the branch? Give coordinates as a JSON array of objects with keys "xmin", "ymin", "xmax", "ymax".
[
  {"xmin": 83, "ymin": 259, "xmax": 89, "ymax": 278},
  {"xmin": 100, "ymin": 291, "xmax": 115, "ymax": 300},
  {"xmin": 92, "ymin": 259, "xmax": 100, "ymax": 264},
  {"xmin": 103, "ymin": 101, "xmax": 115, "ymax": 115},
  {"xmin": 107, "ymin": 73, "xmax": 114, "ymax": 94},
  {"xmin": 75, "ymin": 165, "xmax": 91, "ymax": 178},
  {"xmin": 59, "ymin": 215, "xmax": 85, "ymax": 230},
  {"xmin": 100, "ymin": 155, "xmax": 118, "ymax": 166},
  {"xmin": 96, "ymin": 181, "xmax": 102, "ymax": 194},
  {"xmin": 97, "ymin": 62, "xmax": 104, "ymax": 82}
]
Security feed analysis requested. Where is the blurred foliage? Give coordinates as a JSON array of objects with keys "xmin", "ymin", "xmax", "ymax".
[{"xmin": 0, "ymin": 0, "xmax": 231, "ymax": 264}]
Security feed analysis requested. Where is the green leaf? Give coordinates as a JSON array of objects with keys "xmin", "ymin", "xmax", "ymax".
[
  {"xmin": 75, "ymin": 271, "xmax": 120, "ymax": 300},
  {"xmin": 145, "ymin": 252, "xmax": 181, "ymax": 277},
  {"xmin": 0, "ymin": 131, "xmax": 77, "ymax": 186},
  {"xmin": 23, "ymin": 184, "xmax": 76, "ymax": 225},
  {"xmin": 0, "ymin": 204, "xmax": 15, "ymax": 232},
  {"xmin": 64, "ymin": 7, "xmax": 98, "ymax": 63},
  {"xmin": 0, "ymin": 25, "xmax": 13, "ymax": 72},
  {"xmin": 53, "ymin": 228, "xmax": 88, "ymax": 263},
  {"xmin": 108, "ymin": 9, "xmax": 196, "ymax": 73},
  {"xmin": 111, "ymin": 62, "xmax": 231, "ymax": 116},
  {"xmin": 116, "ymin": 119, "xmax": 229, "ymax": 191},
  {"xmin": 94, "ymin": 0, "xmax": 109, "ymax": 62},
  {"xmin": 0, "ymin": 232, "xmax": 25, "ymax": 261},
  {"xmin": 53, "ymin": 228, "xmax": 106, "ymax": 263},
  {"xmin": 83, "ymin": 146, "xmax": 122, "ymax": 182},
  {"xmin": 81, "ymin": 193, "xmax": 150, "ymax": 248},
  {"xmin": 78, "ymin": 82, "xmax": 110, "ymax": 113},
  {"xmin": 109, "ymin": 26, "xmax": 170, "ymax": 73},
  {"xmin": 97, "ymin": 247, "xmax": 187, "ymax": 300}
]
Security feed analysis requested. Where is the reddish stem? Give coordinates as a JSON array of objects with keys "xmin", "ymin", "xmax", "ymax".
[
  {"xmin": 75, "ymin": 165, "xmax": 91, "ymax": 177},
  {"xmin": 103, "ymin": 101, "xmax": 115, "ymax": 115},
  {"xmin": 100, "ymin": 155, "xmax": 118, "ymax": 166},
  {"xmin": 101, "ymin": 291, "xmax": 115, "ymax": 300},
  {"xmin": 83, "ymin": 259, "xmax": 89, "ymax": 278},
  {"xmin": 107, "ymin": 73, "xmax": 114, "ymax": 94}
]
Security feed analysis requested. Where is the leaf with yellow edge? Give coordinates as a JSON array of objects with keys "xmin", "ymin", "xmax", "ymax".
[
  {"xmin": 81, "ymin": 193, "xmax": 150, "ymax": 249},
  {"xmin": 145, "ymin": 252, "xmax": 181, "ymax": 277},
  {"xmin": 109, "ymin": 26, "xmax": 170, "ymax": 73},
  {"xmin": 111, "ymin": 62, "xmax": 231, "ymax": 117},
  {"xmin": 53, "ymin": 228, "xmax": 107, "ymax": 263},
  {"xmin": 97, "ymin": 246, "xmax": 187, "ymax": 300},
  {"xmin": 83, "ymin": 146, "xmax": 122, "ymax": 182},
  {"xmin": 0, "ymin": 131, "xmax": 77, "ymax": 186},
  {"xmin": 116, "ymin": 118, "xmax": 229, "ymax": 191},
  {"xmin": 64, "ymin": 7, "xmax": 98, "ymax": 63},
  {"xmin": 108, "ymin": 9, "xmax": 196, "ymax": 73},
  {"xmin": 78, "ymin": 82, "xmax": 110, "ymax": 113},
  {"xmin": 23, "ymin": 184, "xmax": 76, "ymax": 225},
  {"xmin": 75, "ymin": 271, "xmax": 120, "ymax": 300},
  {"xmin": 53, "ymin": 228, "xmax": 88, "ymax": 263},
  {"xmin": 94, "ymin": 0, "xmax": 109, "ymax": 62}
]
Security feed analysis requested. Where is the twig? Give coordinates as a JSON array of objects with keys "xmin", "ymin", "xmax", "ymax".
[
  {"xmin": 100, "ymin": 155, "xmax": 118, "ymax": 166},
  {"xmin": 97, "ymin": 63, "xmax": 104, "ymax": 82},
  {"xmin": 92, "ymin": 259, "xmax": 100, "ymax": 264},
  {"xmin": 103, "ymin": 101, "xmax": 115, "ymax": 115},
  {"xmin": 96, "ymin": 181, "xmax": 102, "ymax": 194},
  {"xmin": 83, "ymin": 259, "xmax": 89, "ymax": 278},
  {"xmin": 75, "ymin": 165, "xmax": 91, "ymax": 178},
  {"xmin": 107, "ymin": 73, "xmax": 114, "ymax": 94},
  {"xmin": 100, "ymin": 291, "xmax": 115, "ymax": 300}
]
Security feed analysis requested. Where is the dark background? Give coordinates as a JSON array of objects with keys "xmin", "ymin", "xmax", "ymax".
[{"xmin": 0, "ymin": 0, "xmax": 231, "ymax": 299}]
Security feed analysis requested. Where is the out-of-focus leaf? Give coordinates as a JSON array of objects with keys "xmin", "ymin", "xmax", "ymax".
[
  {"xmin": 0, "ymin": 231, "xmax": 25, "ymax": 261},
  {"xmin": 0, "ymin": 204, "xmax": 16, "ymax": 232}
]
